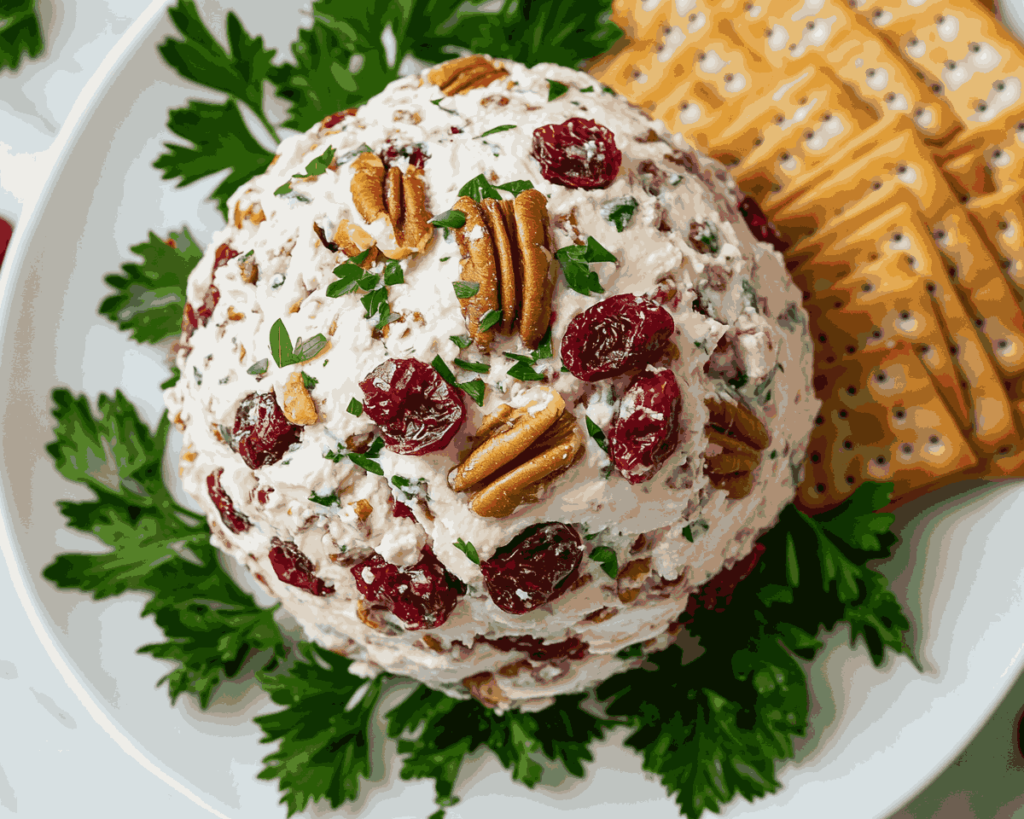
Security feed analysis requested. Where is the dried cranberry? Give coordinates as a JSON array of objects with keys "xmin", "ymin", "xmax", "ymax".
[
  {"xmin": 610, "ymin": 368, "xmax": 682, "ymax": 484},
  {"xmin": 394, "ymin": 500, "xmax": 416, "ymax": 520},
  {"xmin": 269, "ymin": 538, "xmax": 335, "ymax": 596},
  {"xmin": 206, "ymin": 469, "xmax": 250, "ymax": 533},
  {"xmin": 195, "ymin": 285, "xmax": 220, "ymax": 325},
  {"xmin": 359, "ymin": 358, "xmax": 465, "ymax": 455},
  {"xmin": 481, "ymin": 634, "xmax": 588, "ymax": 662},
  {"xmin": 351, "ymin": 545, "xmax": 464, "ymax": 630},
  {"xmin": 738, "ymin": 196, "xmax": 790, "ymax": 254},
  {"xmin": 480, "ymin": 523, "xmax": 584, "ymax": 615},
  {"xmin": 256, "ymin": 486, "xmax": 274, "ymax": 505},
  {"xmin": 682, "ymin": 542, "xmax": 766, "ymax": 621},
  {"xmin": 561, "ymin": 294, "xmax": 675, "ymax": 381},
  {"xmin": 531, "ymin": 118, "xmax": 622, "ymax": 189},
  {"xmin": 380, "ymin": 140, "xmax": 426, "ymax": 170},
  {"xmin": 321, "ymin": 108, "xmax": 357, "ymax": 129},
  {"xmin": 232, "ymin": 392, "xmax": 302, "ymax": 469},
  {"xmin": 213, "ymin": 243, "xmax": 239, "ymax": 271}
]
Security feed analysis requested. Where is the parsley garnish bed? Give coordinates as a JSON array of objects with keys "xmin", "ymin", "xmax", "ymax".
[{"xmin": 0, "ymin": 0, "xmax": 43, "ymax": 73}]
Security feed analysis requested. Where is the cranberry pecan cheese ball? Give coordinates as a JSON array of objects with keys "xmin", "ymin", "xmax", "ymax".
[{"xmin": 165, "ymin": 55, "xmax": 819, "ymax": 711}]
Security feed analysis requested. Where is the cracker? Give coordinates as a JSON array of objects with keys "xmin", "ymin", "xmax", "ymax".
[
  {"xmin": 966, "ymin": 186, "xmax": 1024, "ymax": 296},
  {"xmin": 798, "ymin": 341, "xmax": 978, "ymax": 512},
  {"xmin": 724, "ymin": 0, "xmax": 961, "ymax": 143},
  {"xmin": 857, "ymin": 0, "xmax": 1024, "ymax": 140}
]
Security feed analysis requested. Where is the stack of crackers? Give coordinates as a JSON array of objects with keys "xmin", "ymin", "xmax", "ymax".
[{"xmin": 590, "ymin": 0, "xmax": 1024, "ymax": 512}]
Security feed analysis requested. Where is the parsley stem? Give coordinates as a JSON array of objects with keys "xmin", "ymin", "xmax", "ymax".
[{"xmin": 253, "ymin": 106, "xmax": 281, "ymax": 146}]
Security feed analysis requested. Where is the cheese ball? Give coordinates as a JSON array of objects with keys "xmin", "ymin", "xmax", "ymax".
[{"xmin": 165, "ymin": 55, "xmax": 819, "ymax": 711}]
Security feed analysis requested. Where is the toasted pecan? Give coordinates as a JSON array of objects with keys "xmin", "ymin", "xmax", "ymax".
[
  {"xmin": 704, "ymin": 398, "xmax": 770, "ymax": 499},
  {"xmin": 427, "ymin": 56, "xmax": 509, "ymax": 96},
  {"xmin": 450, "ymin": 389, "xmax": 583, "ymax": 518}
]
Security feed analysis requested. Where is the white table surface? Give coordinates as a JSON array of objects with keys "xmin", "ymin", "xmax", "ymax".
[{"xmin": 3, "ymin": 2, "xmax": 1024, "ymax": 818}]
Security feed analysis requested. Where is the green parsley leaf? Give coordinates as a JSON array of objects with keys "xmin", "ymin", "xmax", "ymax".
[
  {"xmin": 556, "ymin": 237, "xmax": 616, "ymax": 297},
  {"xmin": 273, "ymin": 181, "xmax": 294, "ymax": 196},
  {"xmin": 589, "ymin": 546, "xmax": 618, "ymax": 578},
  {"xmin": 430, "ymin": 209, "xmax": 467, "ymax": 230},
  {"xmin": 449, "ymin": 334, "xmax": 472, "ymax": 350},
  {"xmin": 42, "ymin": 389, "xmax": 284, "ymax": 707},
  {"xmin": 477, "ymin": 124, "xmax": 517, "ymax": 138},
  {"xmin": 360, "ymin": 288, "xmax": 388, "ymax": 322},
  {"xmin": 348, "ymin": 437, "xmax": 386, "ymax": 476},
  {"xmin": 346, "ymin": 398, "xmax": 363, "ymax": 417},
  {"xmin": 256, "ymin": 644, "xmax": 386, "ymax": 815},
  {"xmin": 547, "ymin": 79, "xmax": 569, "ymax": 101},
  {"xmin": 534, "ymin": 327, "xmax": 554, "ymax": 361},
  {"xmin": 292, "ymin": 335, "xmax": 326, "ymax": 363},
  {"xmin": 478, "ymin": 309, "xmax": 502, "ymax": 332},
  {"xmin": 585, "ymin": 417, "xmax": 609, "ymax": 453},
  {"xmin": 584, "ymin": 235, "xmax": 617, "ymax": 262},
  {"xmin": 326, "ymin": 262, "xmax": 365, "ymax": 298},
  {"xmin": 299, "ymin": 144, "xmax": 335, "ymax": 177},
  {"xmin": 301, "ymin": 372, "xmax": 318, "ymax": 390},
  {"xmin": 453, "ymin": 281, "xmax": 480, "ymax": 299},
  {"xmin": 99, "ymin": 227, "xmax": 202, "ymax": 344},
  {"xmin": 456, "ymin": 379, "xmax": 486, "ymax": 407},
  {"xmin": 269, "ymin": 319, "xmax": 326, "ymax": 367},
  {"xmin": 458, "ymin": 174, "xmax": 502, "ymax": 202},
  {"xmin": 579, "ymin": 85, "xmax": 594, "ymax": 92},
  {"xmin": 453, "ymin": 359, "xmax": 490, "ymax": 374},
  {"xmin": 681, "ymin": 525, "xmax": 694, "ymax": 543},
  {"xmin": 453, "ymin": 538, "xmax": 480, "ymax": 565},
  {"xmin": 0, "ymin": 0, "xmax": 43, "ymax": 73},
  {"xmin": 507, "ymin": 361, "xmax": 546, "ymax": 382},
  {"xmin": 495, "ymin": 180, "xmax": 535, "ymax": 194},
  {"xmin": 308, "ymin": 491, "xmax": 337, "ymax": 506},
  {"xmin": 602, "ymin": 196, "xmax": 639, "ymax": 233},
  {"xmin": 383, "ymin": 261, "xmax": 405, "ymax": 286},
  {"xmin": 246, "ymin": 358, "xmax": 269, "ymax": 376},
  {"xmin": 154, "ymin": 99, "xmax": 275, "ymax": 218},
  {"xmin": 431, "ymin": 355, "xmax": 457, "ymax": 386}
]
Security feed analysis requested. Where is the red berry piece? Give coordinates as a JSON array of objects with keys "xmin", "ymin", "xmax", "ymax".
[
  {"xmin": 351, "ymin": 545, "xmax": 464, "ymax": 630},
  {"xmin": 481, "ymin": 523, "xmax": 584, "ymax": 615},
  {"xmin": 610, "ymin": 368, "xmax": 682, "ymax": 484},
  {"xmin": 380, "ymin": 139, "xmax": 427, "ymax": 170},
  {"xmin": 482, "ymin": 634, "xmax": 588, "ymax": 662},
  {"xmin": 232, "ymin": 392, "xmax": 302, "ymax": 469},
  {"xmin": 269, "ymin": 538, "xmax": 335, "ymax": 596},
  {"xmin": 531, "ymin": 118, "xmax": 622, "ymax": 190},
  {"xmin": 562, "ymin": 294, "xmax": 675, "ymax": 382},
  {"xmin": 206, "ymin": 469, "xmax": 250, "ymax": 533},
  {"xmin": 682, "ymin": 542, "xmax": 766, "ymax": 621},
  {"xmin": 738, "ymin": 196, "xmax": 790, "ymax": 254},
  {"xmin": 213, "ymin": 243, "xmax": 239, "ymax": 271},
  {"xmin": 321, "ymin": 108, "xmax": 357, "ymax": 129},
  {"xmin": 359, "ymin": 358, "xmax": 465, "ymax": 455},
  {"xmin": 394, "ymin": 500, "xmax": 416, "ymax": 520}
]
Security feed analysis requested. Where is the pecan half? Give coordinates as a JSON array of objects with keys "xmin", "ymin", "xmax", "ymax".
[
  {"xmin": 333, "ymin": 219, "xmax": 378, "ymax": 268},
  {"xmin": 350, "ymin": 152, "xmax": 432, "ymax": 260},
  {"xmin": 427, "ymin": 55, "xmax": 508, "ymax": 96},
  {"xmin": 704, "ymin": 398, "xmax": 770, "ymax": 499},
  {"xmin": 449, "ymin": 388, "xmax": 583, "ymax": 518},
  {"xmin": 451, "ymin": 189, "xmax": 556, "ymax": 351}
]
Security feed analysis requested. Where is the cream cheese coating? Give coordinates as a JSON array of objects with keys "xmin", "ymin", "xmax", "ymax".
[{"xmin": 165, "ymin": 57, "xmax": 820, "ymax": 709}]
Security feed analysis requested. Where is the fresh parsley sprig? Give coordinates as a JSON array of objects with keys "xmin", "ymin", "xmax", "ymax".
[
  {"xmin": 556, "ymin": 237, "xmax": 616, "ymax": 296},
  {"xmin": 42, "ymin": 389, "xmax": 285, "ymax": 706},
  {"xmin": 99, "ymin": 228, "xmax": 203, "ymax": 343},
  {"xmin": 0, "ymin": 0, "xmax": 43, "ymax": 73}
]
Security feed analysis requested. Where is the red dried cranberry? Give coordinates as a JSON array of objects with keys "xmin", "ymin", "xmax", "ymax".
[
  {"xmin": 682, "ymin": 542, "xmax": 766, "ymax": 621},
  {"xmin": 359, "ymin": 358, "xmax": 465, "ymax": 455},
  {"xmin": 206, "ymin": 469, "xmax": 250, "ymax": 533},
  {"xmin": 269, "ymin": 538, "xmax": 335, "ymax": 596},
  {"xmin": 610, "ymin": 368, "xmax": 682, "ymax": 484},
  {"xmin": 256, "ymin": 486, "xmax": 274, "ymax": 505},
  {"xmin": 321, "ymin": 108, "xmax": 357, "ymax": 129},
  {"xmin": 561, "ymin": 294, "xmax": 675, "ymax": 382},
  {"xmin": 394, "ymin": 500, "xmax": 416, "ymax": 520},
  {"xmin": 482, "ymin": 634, "xmax": 588, "ymax": 662},
  {"xmin": 195, "ymin": 285, "xmax": 220, "ymax": 325},
  {"xmin": 738, "ymin": 196, "xmax": 790, "ymax": 254},
  {"xmin": 351, "ymin": 545, "xmax": 464, "ymax": 630},
  {"xmin": 232, "ymin": 392, "xmax": 302, "ymax": 469},
  {"xmin": 531, "ymin": 118, "xmax": 622, "ymax": 190},
  {"xmin": 213, "ymin": 243, "xmax": 239, "ymax": 271},
  {"xmin": 480, "ymin": 523, "xmax": 584, "ymax": 615},
  {"xmin": 380, "ymin": 140, "xmax": 426, "ymax": 170}
]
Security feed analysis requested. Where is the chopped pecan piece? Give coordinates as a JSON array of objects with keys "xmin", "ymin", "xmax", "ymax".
[
  {"xmin": 704, "ymin": 398, "xmax": 770, "ymax": 499},
  {"xmin": 427, "ymin": 55, "xmax": 508, "ymax": 96},
  {"xmin": 449, "ymin": 388, "xmax": 582, "ymax": 518},
  {"xmin": 463, "ymin": 671, "xmax": 511, "ymax": 708},
  {"xmin": 332, "ymin": 219, "xmax": 378, "ymax": 268},
  {"xmin": 451, "ymin": 189, "xmax": 556, "ymax": 351},
  {"xmin": 282, "ymin": 372, "xmax": 317, "ymax": 425},
  {"xmin": 350, "ymin": 152, "xmax": 432, "ymax": 260}
]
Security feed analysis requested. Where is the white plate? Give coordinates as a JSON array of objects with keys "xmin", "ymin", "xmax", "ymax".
[{"xmin": 4, "ymin": 2, "xmax": 1024, "ymax": 817}]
